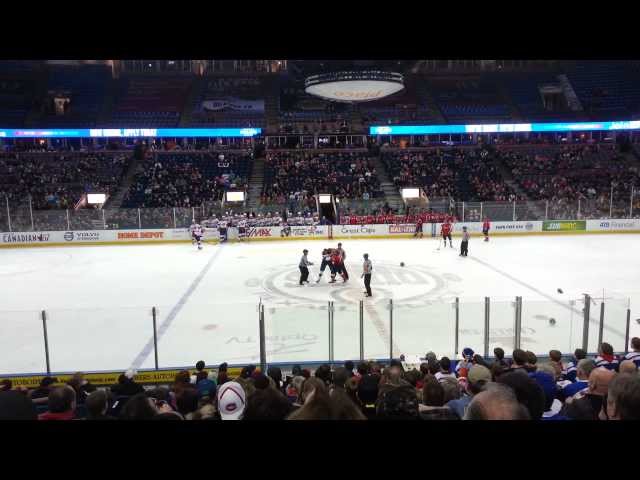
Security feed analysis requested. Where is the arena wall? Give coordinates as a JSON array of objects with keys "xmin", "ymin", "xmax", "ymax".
[{"xmin": 1, "ymin": 219, "xmax": 639, "ymax": 248}]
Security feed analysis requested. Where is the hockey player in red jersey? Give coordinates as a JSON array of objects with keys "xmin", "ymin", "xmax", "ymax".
[
  {"xmin": 441, "ymin": 220, "xmax": 453, "ymax": 248},
  {"xmin": 414, "ymin": 217, "xmax": 424, "ymax": 238},
  {"xmin": 330, "ymin": 250, "xmax": 348, "ymax": 283},
  {"xmin": 482, "ymin": 217, "xmax": 491, "ymax": 242}
]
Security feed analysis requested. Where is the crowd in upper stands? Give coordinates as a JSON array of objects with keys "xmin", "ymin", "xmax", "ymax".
[
  {"xmin": 382, "ymin": 148, "xmax": 519, "ymax": 202},
  {"xmin": 0, "ymin": 152, "xmax": 129, "ymax": 210},
  {"xmin": 2, "ymin": 338, "xmax": 639, "ymax": 420},
  {"xmin": 497, "ymin": 144, "xmax": 640, "ymax": 219},
  {"xmin": 122, "ymin": 152, "xmax": 250, "ymax": 209},
  {"xmin": 261, "ymin": 152, "xmax": 382, "ymax": 206}
]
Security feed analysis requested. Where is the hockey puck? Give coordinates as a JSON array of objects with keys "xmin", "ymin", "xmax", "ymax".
[
  {"xmin": 549, "ymin": 318, "xmax": 556, "ymax": 326},
  {"xmin": 400, "ymin": 262, "xmax": 405, "ymax": 267},
  {"xmin": 557, "ymin": 288, "xmax": 563, "ymax": 294}
]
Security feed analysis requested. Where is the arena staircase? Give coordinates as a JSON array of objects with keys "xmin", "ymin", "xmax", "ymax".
[
  {"xmin": 246, "ymin": 156, "xmax": 265, "ymax": 210},
  {"xmin": 372, "ymin": 155, "xmax": 405, "ymax": 212},
  {"xmin": 103, "ymin": 154, "xmax": 143, "ymax": 209}
]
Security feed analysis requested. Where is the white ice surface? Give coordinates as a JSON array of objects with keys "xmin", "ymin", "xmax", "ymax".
[{"xmin": 1, "ymin": 234, "xmax": 638, "ymax": 374}]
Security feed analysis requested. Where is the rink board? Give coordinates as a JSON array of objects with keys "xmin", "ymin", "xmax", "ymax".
[{"xmin": 1, "ymin": 219, "xmax": 639, "ymax": 248}]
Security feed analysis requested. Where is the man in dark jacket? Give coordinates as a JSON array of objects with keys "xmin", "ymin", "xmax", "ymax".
[
  {"xmin": 110, "ymin": 371, "xmax": 144, "ymax": 397},
  {"xmin": 85, "ymin": 390, "xmax": 116, "ymax": 420}
]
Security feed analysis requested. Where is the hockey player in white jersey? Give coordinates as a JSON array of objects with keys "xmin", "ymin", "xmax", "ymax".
[
  {"xmin": 190, "ymin": 222, "xmax": 205, "ymax": 250},
  {"xmin": 218, "ymin": 217, "xmax": 228, "ymax": 243},
  {"xmin": 238, "ymin": 214, "xmax": 248, "ymax": 241}
]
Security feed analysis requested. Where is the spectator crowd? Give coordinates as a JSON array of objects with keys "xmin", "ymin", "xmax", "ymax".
[{"xmin": 2, "ymin": 339, "xmax": 639, "ymax": 421}]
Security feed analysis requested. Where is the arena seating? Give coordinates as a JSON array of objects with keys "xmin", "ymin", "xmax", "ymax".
[
  {"xmin": 382, "ymin": 149, "xmax": 518, "ymax": 202},
  {"xmin": 121, "ymin": 152, "xmax": 251, "ymax": 208},
  {"xmin": 0, "ymin": 70, "xmax": 38, "ymax": 127},
  {"xmin": 106, "ymin": 76, "xmax": 192, "ymax": 127},
  {"xmin": 261, "ymin": 151, "xmax": 383, "ymax": 206},
  {"xmin": 0, "ymin": 152, "xmax": 129, "ymax": 210},
  {"xmin": 41, "ymin": 65, "xmax": 111, "ymax": 127}
]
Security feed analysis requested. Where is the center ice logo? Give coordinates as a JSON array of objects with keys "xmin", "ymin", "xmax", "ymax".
[{"xmin": 249, "ymin": 262, "xmax": 463, "ymax": 306}]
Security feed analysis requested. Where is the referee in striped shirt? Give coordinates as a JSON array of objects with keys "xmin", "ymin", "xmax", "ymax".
[
  {"xmin": 299, "ymin": 249, "xmax": 313, "ymax": 285},
  {"xmin": 361, "ymin": 253, "xmax": 372, "ymax": 297}
]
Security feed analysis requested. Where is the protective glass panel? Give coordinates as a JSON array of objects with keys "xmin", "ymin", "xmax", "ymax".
[{"xmin": 0, "ymin": 310, "xmax": 47, "ymax": 375}]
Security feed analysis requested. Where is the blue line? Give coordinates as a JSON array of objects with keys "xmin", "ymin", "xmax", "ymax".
[{"xmin": 128, "ymin": 246, "xmax": 224, "ymax": 370}]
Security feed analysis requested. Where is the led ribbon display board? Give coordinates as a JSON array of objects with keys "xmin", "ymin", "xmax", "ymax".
[
  {"xmin": 0, "ymin": 128, "xmax": 261, "ymax": 138},
  {"xmin": 369, "ymin": 120, "xmax": 640, "ymax": 136}
]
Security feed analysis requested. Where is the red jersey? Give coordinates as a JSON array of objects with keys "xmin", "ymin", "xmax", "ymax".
[
  {"xmin": 365, "ymin": 215, "xmax": 374, "ymax": 224},
  {"xmin": 416, "ymin": 218, "xmax": 423, "ymax": 226},
  {"xmin": 441, "ymin": 223, "xmax": 452, "ymax": 235},
  {"xmin": 483, "ymin": 219, "xmax": 490, "ymax": 229},
  {"xmin": 384, "ymin": 214, "xmax": 395, "ymax": 224},
  {"xmin": 331, "ymin": 253, "xmax": 343, "ymax": 265},
  {"xmin": 349, "ymin": 216, "xmax": 359, "ymax": 225}
]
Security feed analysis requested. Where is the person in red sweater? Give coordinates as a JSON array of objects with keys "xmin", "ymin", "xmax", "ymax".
[
  {"xmin": 482, "ymin": 217, "xmax": 491, "ymax": 242},
  {"xmin": 441, "ymin": 220, "xmax": 453, "ymax": 248}
]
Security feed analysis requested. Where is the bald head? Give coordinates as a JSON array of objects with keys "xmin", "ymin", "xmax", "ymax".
[
  {"xmin": 619, "ymin": 360, "xmax": 638, "ymax": 375},
  {"xmin": 464, "ymin": 384, "xmax": 530, "ymax": 420},
  {"xmin": 588, "ymin": 368, "xmax": 616, "ymax": 396}
]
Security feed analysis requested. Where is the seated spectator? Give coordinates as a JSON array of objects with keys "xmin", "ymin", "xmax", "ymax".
[
  {"xmin": 560, "ymin": 359, "xmax": 595, "ymax": 401},
  {"xmin": 39, "ymin": 386, "xmax": 76, "ymax": 421},
  {"xmin": 314, "ymin": 364, "xmax": 332, "ymax": 386},
  {"xmin": 549, "ymin": 350, "xmax": 565, "ymax": 379},
  {"xmin": 619, "ymin": 360, "xmax": 638, "ymax": 375},
  {"xmin": 440, "ymin": 377, "xmax": 462, "ymax": 404},
  {"xmin": 493, "ymin": 348, "xmax": 509, "ymax": 369},
  {"xmin": 0, "ymin": 391, "xmax": 37, "ymax": 420},
  {"xmin": 111, "ymin": 370, "xmax": 144, "ymax": 397},
  {"xmin": 447, "ymin": 365, "xmax": 492, "ymax": 419},
  {"xmin": 120, "ymin": 393, "xmax": 163, "ymax": 420},
  {"xmin": 356, "ymin": 374, "xmax": 379, "ymax": 420},
  {"xmin": 195, "ymin": 360, "xmax": 207, "ymax": 377},
  {"xmin": 344, "ymin": 360, "xmax": 355, "ymax": 377},
  {"xmin": 376, "ymin": 384, "xmax": 420, "ymax": 421},
  {"xmin": 176, "ymin": 388, "xmax": 200, "ymax": 420},
  {"xmin": 328, "ymin": 388, "xmax": 366, "ymax": 420},
  {"xmin": 564, "ymin": 348, "xmax": 587, "ymax": 382},
  {"xmin": 66, "ymin": 372, "xmax": 96, "ymax": 404},
  {"xmin": 455, "ymin": 348, "xmax": 474, "ymax": 376},
  {"xmin": 1, "ymin": 380, "xmax": 12, "ymax": 392},
  {"xmin": 217, "ymin": 362, "xmax": 230, "ymax": 386},
  {"xmin": 85, "ymin": 390, "xmax": 116, "ymax": 420},
  {"xmin": 510, "ymin": 349, "xmax": 529, "ymax": 373},
  {"xmin": 624, "ymin": 337, "xmax": 640, "ymax": 368},
  {"xmin": 419, "ymin": 375, "xmax": 459, "ymax": 420},
  {"xmin": 217, "ymin": 381, "xmax": 247, "ymax": 421},
  {"xmin": 29, "ymin": 376, "xmax": 58, "ymax": 404},
  {"xmin": 497, "ymin": 371, "xmax": 545, "ymax": 420},
  {"xmin": 331, "ymin": 367, "xmax": 350, "ymax": 392},
  {"xmin": 530, "ymin": 369, "xmax": 566, "ymax": 420},
  {"xmin": 524, "ymin": 351, "xmax": 538, "ymax": 373},
  {"xmin": 287, "ymin": 378, "xmax": 331, "ymax": 420},
  {"xmin": 244, "ymin": 387, "xmax": 292, "ymax": 421},
  {"xmin": 464, "ymin": 384, "xmax": 530, "ymax": 420},
  {"xmin": 595, "ymin": 342, "xmax": 619, "ymax": 371},
  {"xmin": 561, "ymin": 368, "xmax": 616, "ymax": 420},
  {"xmin": 267, "ymin": 366, "xmax": 284, "ymax": 393},
  {"xmin": 604, "ymin": 373, "xmax": 640, "ymax": 420},
  {"xmin": 435, "ymin": 357, "xmax": 456, "ymax": 381}
]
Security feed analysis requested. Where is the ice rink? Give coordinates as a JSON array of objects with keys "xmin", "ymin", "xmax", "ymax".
[{"xmin": 1, "ymin": 234, "xmax": 639, "ymax": 375}]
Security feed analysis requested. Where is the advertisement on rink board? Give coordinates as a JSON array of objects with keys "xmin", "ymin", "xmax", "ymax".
[
  {"xmin": 588, "ymin": 219, "xmax": 639, "ymax": 231},
  {"xmin": 542, "ymin": 220, "xmax": 586, "ymax": 232}
]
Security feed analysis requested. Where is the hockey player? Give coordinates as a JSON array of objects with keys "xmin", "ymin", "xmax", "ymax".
[
  {"xmin": 238, "ymin": 215, "xmax": 248, "ymax": 241},
  {"xmin": 482, "ymin": 217, "xmax": 491, "ymax": 242},
  {"xmin": 441, "ymin": 219, "xmax": 453, "ymax": 248},
  {"xmin": 330, "ymin": 249, "xmax": 348, "ymax": 283},
  {"xmin": 299, "ymin": 249, "xmax": 313, "ymax": 285},
  {"xmin": 316, "ymin": 248, "xmax": 335, "ymax": 283},
  {"xmin": 414, "ymin": 216, "xmax": 424, "ymax": 239},
  {"xmin": 335, "ymin": 243, "xmax": 349, "ymax": 280},
  {"xmin": 190, "ymin": 222, "xmax": 205, "ymax": 250},
  {"xmin": 218, "ymin": 216, "xmax": 228, "ymax": 243}
]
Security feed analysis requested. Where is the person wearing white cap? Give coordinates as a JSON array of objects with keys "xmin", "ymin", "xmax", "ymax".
[{"xmin": 217, "ymin": 381, "xmax": 246, "ymax": 420}]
